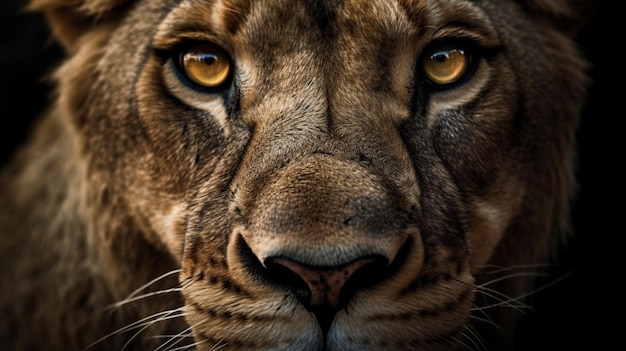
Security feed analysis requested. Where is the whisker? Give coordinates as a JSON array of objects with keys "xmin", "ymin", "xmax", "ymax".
[
  {"xmin": 156, "ymin": 315, "xmax": 219, "ymax": 351},
  {"xmin": 471, "ymin": 285, "xmax": 531, "ymax": 313},
  {"xmin": 120, "ymin": 308, "xmax": 189, "ymax": 351},
  {"xmin": 149, "ymin": 333, "xmax": 194, "ymax": 340},
  {"xmin": 82, "ymin": 307, "xmax": 186, "ymax": 351},
  {"xmin": 154, "ymin": 324, "xmax": 196, "ymax": 351},
  {"xmin": 476, "ymin": 270, "xmax": 574, "ymax": 311},
  {"xmin": 165, "ymin": 335, "xmax": 226, "ymax": 351},
  {"xmin": 467, "ymin": 313, "xmax": 505, "ymax": 331},
  {"xmin": 207, "ymin": 340, "xmax": 229, "ymax": 351},
  {"xmin": 476, "ymin": 271, "xmax": 551, "ymax": 288},
  {"xmin": 458, "ymin": 324, "xmax": 488, "ymax": 351},
  {"xmin": 117, "ymin": 269, "xmax": 182, "ymax": 303},
  {"xmin": 494, "ymin": 270, "xmax": 574, "ymax": 304},
  {"xmin": 450, "ymin": 332, "xmax": 479, "ymax": 351},
  {"xmin": 453, "ymin": 276, "xmax": 531, "ymax": 313},
  {"xmin": 107, "ymin": 287, "xmax": 183, "ymax": 310},
  {"xmin": 476, "ymin": 263, "xmax": 559, "ymax": 275}
]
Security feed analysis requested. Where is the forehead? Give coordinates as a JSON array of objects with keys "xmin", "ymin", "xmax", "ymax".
[
  {"xmin": 207, "ymin": 0, "xmax": 421, "ymax": 36},
  {"xmin": 156, "ymin": 0, "xmax": 491, "ymax": 47}
]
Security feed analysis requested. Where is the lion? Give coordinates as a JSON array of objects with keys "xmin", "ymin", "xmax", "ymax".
[{"xmin": 0, "ymin": 0, "xmax": 590, "ymax": 350}]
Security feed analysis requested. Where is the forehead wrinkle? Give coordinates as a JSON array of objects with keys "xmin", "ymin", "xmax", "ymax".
[
  {"xmin": 332, "ymin": 0, "xmax": 419, "ymax": 73},
  {"xmin": 153, "ymin": 0, "xmax": 252, "ymax": 49},
  {"xmin": 234, "ymin": 1, "xmax": 331, "ymax": 113},
  {"xmin": 337, "ymin": 0, "xmax": 416, "ymax": 38},
  {"xmin": 401, "ymin": 0, "xmax": 497, "ymax": 38},
  {"xmin": 212, "ymin": 0, "xmax": 253, "ymax": 35},
  {"xmin": 328, "ymin": 0, "xmax": 418, "ymax": 112},
  {"xmin": 153, "ymin": 1, "xmax": 220, "ymax": 48}
]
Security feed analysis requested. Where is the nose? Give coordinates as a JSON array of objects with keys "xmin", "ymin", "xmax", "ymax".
[
  {"xmin": 263, "ymin": 254, "xmax": 389, "ymax": 332},
  {"xmin": 265, "ymin": 256, "xmax": 385, "ymax": 309},
  {"xmin": 233, "ymin": 154, "xmax": 415, "ymax": 329}
]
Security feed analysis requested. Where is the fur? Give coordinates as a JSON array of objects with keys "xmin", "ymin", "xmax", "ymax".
[{"xmin": 1, "ymin": 0, "xmax": 589, "ymax": 350}]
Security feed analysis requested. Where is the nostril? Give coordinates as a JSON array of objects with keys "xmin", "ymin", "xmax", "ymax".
[
  {"xmin": 267, "ymin": 257, "xmax": 377, "ymax": 309},
  {"xmin": 263, "ymin": 259, "xmax": 312, "ymax": 302},
  {"xmin": 265, "ymin": 256, "xmax": 388, "ymax": 331}
]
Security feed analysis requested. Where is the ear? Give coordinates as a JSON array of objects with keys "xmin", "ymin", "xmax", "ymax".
[
  {"xmin": 522, "ymin": 0, "xmax": 598, "ymax": 36},
  {"xmin": 29, "ymin": 0, "xmax": 132, "ymax": 52}
]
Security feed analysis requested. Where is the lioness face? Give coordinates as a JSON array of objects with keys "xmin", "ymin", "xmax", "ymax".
[{"xmin": 25, "ymin": 0, "xmax": 587, "ymax": 349}]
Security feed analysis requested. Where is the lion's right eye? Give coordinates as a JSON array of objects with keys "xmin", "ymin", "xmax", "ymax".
[
  {"xmin": 177, "ymin": 43, "xmax": 232, "ymax": 89},
  {"xmin": 420, "ymin": 40, "xmax": 475, "ymax": 87}
]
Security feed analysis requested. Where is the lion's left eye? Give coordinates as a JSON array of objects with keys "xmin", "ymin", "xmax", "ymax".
[
  {"xmin": 421, "ymin": 41, "xmax": 472, "ymax": 86},
  {"xmin": 177, "ymin": 43, "xmax": 232, "ymax": 89}
]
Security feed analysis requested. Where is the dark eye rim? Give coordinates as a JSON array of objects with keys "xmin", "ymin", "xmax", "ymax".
[
  {"xmin": 166, "ymin": 41, "xmax": 235, "ymax": 94},
  {"xmin": 418, "ymin": 38, "xmax": 483, "ymax": 91}
]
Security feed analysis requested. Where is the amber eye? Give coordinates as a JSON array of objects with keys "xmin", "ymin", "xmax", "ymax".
[
  {"xmin": 179, "ymin": 43, "xmax": 232, "ymax": 88},
  {"xmin": 421, "ymin": 41, "xmax": 470, "ymax": 86}
]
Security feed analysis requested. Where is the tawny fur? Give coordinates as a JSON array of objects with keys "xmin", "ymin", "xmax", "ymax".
[{"xmin": 1, "ymin": 0, "xmax": 589, "ymax": 350}]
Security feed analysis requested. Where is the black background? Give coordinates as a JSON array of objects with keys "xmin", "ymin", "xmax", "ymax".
[{"xmin": 0, "ymin": 0, "xmax": 617, "ymax": 349}]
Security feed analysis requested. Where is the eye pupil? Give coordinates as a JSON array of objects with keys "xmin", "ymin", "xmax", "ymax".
[
  {"xmin": 433, "ymin": 53, "xmax": 448, "ymax": 63},
  {"xmin": 202, "ymin": 56, "xmax": 217, "ymax": 65}
]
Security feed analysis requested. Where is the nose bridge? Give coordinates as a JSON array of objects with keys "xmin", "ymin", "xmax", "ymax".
[
  {"xmin": 236, "ymin": 46, "xmax": 408, "ymax": 173},
  {"xmin": 233, "ymin": 76, "xmax": 331, "ymax": 191},
  {"xmin": 232, "ymin": 57, "xmax": 416, "ymax": 223},
  {"xmin": 236, "ymin": 30, "xmax": 332, "ymax": 156},
  {"xmin": 240, "ymin": 154, "xmax": 413, "ymax": 266}
]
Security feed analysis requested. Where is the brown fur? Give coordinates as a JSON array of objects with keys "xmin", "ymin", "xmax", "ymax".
[{"xmin": 0, "ymin": 0, "xmax": 589, "ymax": 350}]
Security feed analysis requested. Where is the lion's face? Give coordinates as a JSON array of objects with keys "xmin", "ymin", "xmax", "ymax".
[{"xmin": 34, "ymin": 0, "xmax": 587, "ymax": 349}]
